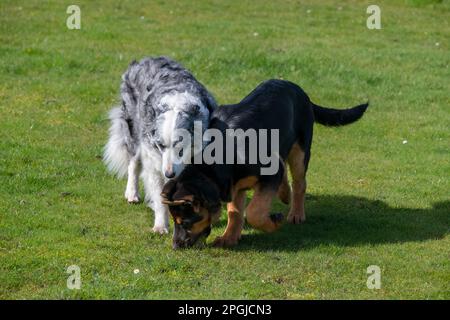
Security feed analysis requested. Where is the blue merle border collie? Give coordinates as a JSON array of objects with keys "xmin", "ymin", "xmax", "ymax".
[{"xmin": 104, "ymin": 57, "xmax": 217, "ymax": 234}]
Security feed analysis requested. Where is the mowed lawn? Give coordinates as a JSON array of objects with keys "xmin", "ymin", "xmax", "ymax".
[{"xmin": 0, "ymin": 0, "xmax": 449, "ymax": 299}]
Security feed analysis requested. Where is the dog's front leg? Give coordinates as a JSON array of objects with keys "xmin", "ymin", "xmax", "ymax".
[
  {"xmin": 142, "ymin": 168, "xmax": 170, "ymax": 234},
  {"xmin": 213, "ymin": 189, "xmax": 246, "ymax": 247}
]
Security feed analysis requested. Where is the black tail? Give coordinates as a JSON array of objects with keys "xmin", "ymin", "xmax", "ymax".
[{"xmin": 312, "ymin": 102, "xmax": 369, "ymax": 126}]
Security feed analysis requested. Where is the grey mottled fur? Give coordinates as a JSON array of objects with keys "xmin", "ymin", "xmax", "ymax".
[
  {"xmin": 104, "ymin": 56, "xmax": 217, "ymax": 233},
  {"xmin": 120, "ymin": 56, "xmax": 216, "ymax": 157}
]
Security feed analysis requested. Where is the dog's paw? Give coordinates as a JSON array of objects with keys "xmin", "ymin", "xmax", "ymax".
[
  {"xmin": 125, "ymin": 190, "xmax": 140, "ymax": 204},
  {"xmin": 152, "ymin": 225, "xmax": 169, "ymax": 235},
  {"xmin": 212, "ymin": 236, "xmax": 239, "ymax": 248},
  {"xmin": 126, "ymin": 195, "xmax": 140, "ymax": 204},
  {"xmin": 287, "ymin": 212, "xmax": 305, "ymax": 224}
]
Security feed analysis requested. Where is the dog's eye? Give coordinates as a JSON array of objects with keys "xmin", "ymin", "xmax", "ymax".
[
  {"xmin": 155, "ymin": 142, "xmax": 165, "ymax": 151},
  {"xmin": 172, "ymin": 136, "xmax": 182, "ymax": 146}
]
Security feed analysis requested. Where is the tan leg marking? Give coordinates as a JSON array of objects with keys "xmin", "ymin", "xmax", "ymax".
[
  {"xmin": 246, "ymin": 185, "xmax": 282, "ymax": 233},
  {"xmin": 277, "ymin": 166, "xmax": 291, "ymax": 204},
  {"xmin": 213, "ymin": 189, "xmax": 246, "ymax": 247},
  {"xmin": 287, "ymin": 143, "xmax": 306, "ymax": 224},
  {"xmin": 213, "ymin": 176, "xmax": 258, "ymax": 247}
]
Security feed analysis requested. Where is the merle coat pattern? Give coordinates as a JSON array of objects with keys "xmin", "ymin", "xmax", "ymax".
[{"xmin": 104, "ymin": 56, "xmax": 216, "ymax": 234}]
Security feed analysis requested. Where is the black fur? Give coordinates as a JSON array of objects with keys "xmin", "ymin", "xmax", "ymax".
[
  {"xmin": 312, "ymin": 102, "xmax": 369, "ymax": 126},
  {"xmin": 163, "ymin": 79, "xmax": 369, "ymax": 247},
  {"xmin": 200, "ymin": 79, "xmax": 368, "ymax": 201}
]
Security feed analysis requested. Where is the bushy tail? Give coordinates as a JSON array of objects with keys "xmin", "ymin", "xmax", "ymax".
[
  {"xmin": 312, "ymin": 102, "xmax": 369, "ymax": 126},
  {"xmin": 103, "ymin": 106, "xmax": 132, "ymax": 178}
]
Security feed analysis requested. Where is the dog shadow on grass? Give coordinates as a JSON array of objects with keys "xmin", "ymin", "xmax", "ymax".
[{"xmin": 218, "ymin": 195, "xmax": 449, "ymax": 252}]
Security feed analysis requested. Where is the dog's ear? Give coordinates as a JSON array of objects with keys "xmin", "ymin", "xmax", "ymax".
[
  {"xmin": 161, "ymin": 181, "xmax": 199, "ymax": 209},
  {"xmin": 162, "ymin": 199, "xmax": 192, "ymax": 206},
  {"xmin": 161, "ymin": 180, "xmax": 177, "ymax": 203}
]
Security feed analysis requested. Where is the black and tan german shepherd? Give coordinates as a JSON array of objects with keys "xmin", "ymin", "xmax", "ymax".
[{"xmin": 161, "ymin": 79, "xmax": 368, "ymax": 249}]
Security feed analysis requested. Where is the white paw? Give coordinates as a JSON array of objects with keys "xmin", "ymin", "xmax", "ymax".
[
  {"xmin": 152, "ymin": 225, "xmax": 169, "ymax": 234},
  {"xmin": 125, "ymin": 190, "xmax": 140, "ymax": 204},
  {"xmin": 126, "ymin": 194, "xmax": 140, "ymax": 204}
]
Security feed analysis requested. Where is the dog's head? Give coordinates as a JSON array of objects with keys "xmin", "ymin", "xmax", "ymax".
[
  {"xmin": 152, "ymin": 92, "xmax": 210, "ymax": 179},
  {"xmin": 161, "ymin": 170, "xmax": 221, "ymax": 249}
]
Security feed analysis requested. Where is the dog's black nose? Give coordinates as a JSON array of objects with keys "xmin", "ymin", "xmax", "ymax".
[
  {"xmin": 165, "ymin": 171, "xmax": 175, "ymax": 179},
  {"xmin": 173, "ymin": 240, "xmax": 188, "ymax": 250}
]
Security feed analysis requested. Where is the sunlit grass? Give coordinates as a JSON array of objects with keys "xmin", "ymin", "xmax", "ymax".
[{"xmin": 0, "ymin": 0, "xmax": 448, "ymax": 299}]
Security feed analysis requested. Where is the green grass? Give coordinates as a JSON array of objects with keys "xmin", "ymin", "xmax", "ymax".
[{"xmin": 0, "ymin": 0, "xmax": 449, "ymax": 299}]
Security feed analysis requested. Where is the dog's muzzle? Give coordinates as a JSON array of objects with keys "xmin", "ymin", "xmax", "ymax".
[{"xmin": 172, "ymin": 225, "xmax": 211, "ymax": 250}]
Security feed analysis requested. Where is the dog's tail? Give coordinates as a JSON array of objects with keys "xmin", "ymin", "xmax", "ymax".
[
  {"xmin": 103, "ymin": 106, "xmax": 133, "ymax": 178},
  {"xmin": 312, "ymin": 102, "xmax": 369, "ymax": 126},
  {"xmin": 103, "ymin": 61, "xmax": 141, "ymax": 178}
]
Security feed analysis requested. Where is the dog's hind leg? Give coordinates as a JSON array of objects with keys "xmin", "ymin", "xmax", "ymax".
[
  {"xmin": 104, "ymin": 106, "xmax": 141, "ymax": 204},
  {"xmin": 287, "ymin": 143, "xmax": 307, "ymax": 224},
  {"xmin": 125, "ymin": 153, "xmax": 141, "ymax": 203},
  {"xmin": 246, "ymin": 185, "xmax": 283, "ymax": 233}
]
